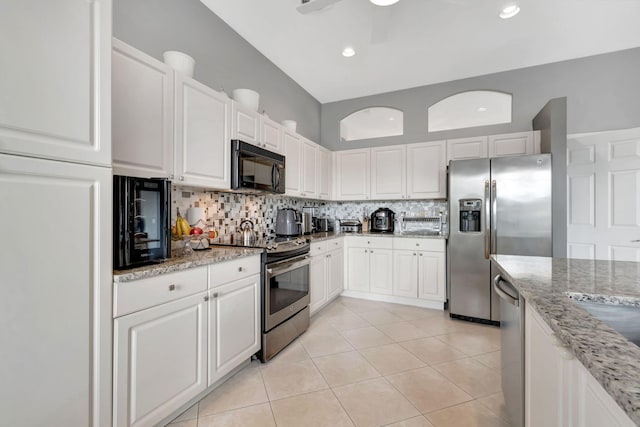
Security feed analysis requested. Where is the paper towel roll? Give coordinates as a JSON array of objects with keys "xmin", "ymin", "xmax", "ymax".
[{"xmin": 186, "ymin": 207, "xmax": 206, "ymax": 226}]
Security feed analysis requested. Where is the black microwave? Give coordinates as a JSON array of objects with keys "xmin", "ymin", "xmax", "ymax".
[
  {"xmin": 113, "ymin": 175, "xmax": 171, "ymax": 270},
  {"xmin": 231, "ymin": 140, "xmax": 285, "ymax": 194}
]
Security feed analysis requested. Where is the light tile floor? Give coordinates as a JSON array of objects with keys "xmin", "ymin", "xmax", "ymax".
[{"xmin": 167, "ymin": 297, "xmax": 511, "ymax": 427}]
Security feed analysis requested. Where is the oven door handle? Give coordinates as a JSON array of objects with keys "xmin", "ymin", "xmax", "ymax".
[{"xmin": 267, "ymin": 255, "xmax": 310, "ymax": 277}]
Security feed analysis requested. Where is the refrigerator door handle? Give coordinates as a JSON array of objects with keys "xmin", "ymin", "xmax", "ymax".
[
  {"xmin": 484, "ymin": 180, "xmax": 490, "ymax": 259},
  {"xmin": 491, "ymin": 179, "xmax": 497, "ymax": 254}
]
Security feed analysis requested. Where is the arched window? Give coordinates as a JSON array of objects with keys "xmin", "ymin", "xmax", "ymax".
[
  {"xmin": 428, "ymin": 90, "xmax": 512, "ymax": 132},
  {"xmin": 340, "ymin": 107, "xmax": 403, "ymax": 141}
]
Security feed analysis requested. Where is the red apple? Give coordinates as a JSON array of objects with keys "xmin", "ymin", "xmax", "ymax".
[{"xmin": 190, "ymin": 227, "xmax": 203, "ymax": 235}]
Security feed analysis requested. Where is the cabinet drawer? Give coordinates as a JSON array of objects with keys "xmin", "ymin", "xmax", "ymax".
[
  {"xmin": 310, "ymin": 241, "xmax": 328, "ymax": 257},
  {"xmin": 350, "ymin": 236, "xmax": 393, "ymax": 249},
  {"xmin": 394, "ymin": 238, "xmax": 445, "ymax": 252},
  {"xmin": 114, "ymin": 267, "xmax": 208, "ymax": 317},
  {"xmin": 209, "ymin": 255, "xmax": 262, "ymax": 289},
  {"xmin": 326, "ymin": 237, "xmax": 344, "ymax": 251}
]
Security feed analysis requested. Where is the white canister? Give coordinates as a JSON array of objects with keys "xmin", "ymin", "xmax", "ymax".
[
  {"xmin": 186, "ymin": 207, "xmax": 206, "ymax": 226},
  {"xmin": 163, "ymin": 51, "xmax": 195, "ymax": 77},
  {"xmin": 282, "ymin": 120, "xmax": 297, "ymax": 132},
  {"xmin": 232, "ymin": 88, "xmax": 260, "ymax": 111}
]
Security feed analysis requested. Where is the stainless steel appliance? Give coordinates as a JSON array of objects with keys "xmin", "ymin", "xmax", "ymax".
[
  {"xmin": 314, "ymin": 218, "xmax": 330, "ymax": 232},
  {"xmin": 301, "ymin": 212, "xmax": 314, "ymax": 234},
  {"xmin": 231, "ymin": 140, "xmax": 285, "ymax": 194},
  {"xmin": 276, "ymin": 208, "xmax": 301, "ymax": 236},
  {"xmin": 211, "ymin": 236, "xmax": 311, "ymax": 362},
  {"xmin": 370, "ymin": 208, "xmax": 395, "ymax": 233},
  {"xmin": 113, "ymin": 175, "xmax": 171, "ymax": 269},
  {"xmin": 493, "ymin": 268, "xmax": 524, "ymax": 427},
  {"xmin": 239, "ymin": 219, "xmax": 257, "ymax": 246},
  {"xmin": 448, "ymin": 154, "xmax": 551, "ymax": 323},
  {"xmin": 339, "ymin": 219, "xmax": 362, "ymax": 233}
]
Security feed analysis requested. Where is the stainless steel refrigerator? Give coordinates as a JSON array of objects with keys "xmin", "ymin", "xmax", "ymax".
[{"xmin": 448, "ymin": 154, "xmax": 552, "ymax": 323}]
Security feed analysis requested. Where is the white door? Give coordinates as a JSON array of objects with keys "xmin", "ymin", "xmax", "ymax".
[
  {"xmin": 336, "ymin": 149, "xmax": 371, "ymax": 200},
  {"xmin": 347, "ymin": 247, "xmax": 370, "ymax": 292},
  {"xmin": 446, "ymin": 136, "xmax": 488, "ymax": 163},
  {"xmin": 567, "ymin": 127, "xmax": 640, "ymax": 261},
  {"xmin": 0, "ymin": 154, "xmax": 112, "ymax": 427},
  {"xmin": 488, "ymin": 131, "xmax": 535, "ymax": 158},
  {"xmin": 301, "ymin": 139, "xmax": 318, "ymax": 198},
  {"xmin": 309, "ymin": 255, "xmax": 328, "ymax": 315},
  {"xmin": 369, "ymin": 248, "xmax": 394, "ymax": 295},
  {"xmin": 112, "ymin": 39, "xmax": 174, "ymax": 178},
  {"xmin": 0, "ymin": 0, "xmax": 111, "ymax": 166},
  {"xmin": 232, "ymin": 102, "xmax": 260, "ymax": 144},
  {"xmin": 406, "ymin": 140, "xmax": 447, "ymax": 199},
  {"xmin": 114, "ymin": 292, "xmax": 207, "ymax": 427},
  {"xmin": 327, "ymin": 248, "xmax": 345, "ymax": 300},
  {"xmin": 418, "ymin": 251, "xmax": 445, "ymax": 302},
  {"xmin": 209, "ymin": 275, "xmax": 260, "ymax": 385},
  {"xmin": 371, "ymin": 145, "xmax": 406, "ymax": 200},
  {"xmin": 393, "ymin": 250, "xmax": 418, "ymax": 298},
  {"xmin": 318, "ymin": 146, "xmax": 332, "ymax": 200},
  {"xmin": 261, "ymin": 116, "xmax": 283, "ymax": 153},
  {"xmin": 284, "ymin": 130, "xmax": 302, "ymax": 196}
]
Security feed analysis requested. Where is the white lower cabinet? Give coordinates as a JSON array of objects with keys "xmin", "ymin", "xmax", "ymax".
[
  {"xmin": 346, "ymin": 237, "xmax": 393, "ymax": 295},
  {"xmin": 525, "ymin": 301, "xmax": 635, "ymax": 427},
  {"xmin": 392, "ymin": 238, "xmax": 446, "ymax": 303},
  {"xmin": 392, "ymin": 251, "xmax": 419, "ymax": 298},
  {"xmin": 113, "ymin": 256, "xmax": 261, "ymax": 427},
  {"xmin": 310, "ymin": 239, "xmax": 345, "ymax": 315},
  {"xmin": 114, "ymin": 292, "xmax": 208, "ymax": 427}
]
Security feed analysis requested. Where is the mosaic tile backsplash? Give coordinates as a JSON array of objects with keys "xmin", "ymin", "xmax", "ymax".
[{"xmin": 172, "ymin": 186, "xmax": 448, "ymax": 239}]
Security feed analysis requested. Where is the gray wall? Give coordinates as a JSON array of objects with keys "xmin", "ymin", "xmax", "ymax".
[
  {"xmin": 113, "ymin": 0, "xmax": 322, "ymax": 142},
  {"xmin": 321, "ymin": 48, "xmax": 640, "ymax": 151}
]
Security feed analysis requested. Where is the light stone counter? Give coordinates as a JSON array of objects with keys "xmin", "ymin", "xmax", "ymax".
[
  {"xmin": 491, "ymin": 254, "xmax": 640, "ymax": 425},
  {"xmin": 113, "ymin": 247, "xmax": 264, "ymax": 283}
]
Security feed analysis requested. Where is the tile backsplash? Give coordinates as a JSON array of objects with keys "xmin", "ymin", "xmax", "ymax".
[{"xmin": 172, "ymin": 186, "xmax": 448, "ymax": 239}]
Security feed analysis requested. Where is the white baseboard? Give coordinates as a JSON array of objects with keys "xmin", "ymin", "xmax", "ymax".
[{"xmin": 340, "ymin": 290, "xmax": 445, "ymax": 310}]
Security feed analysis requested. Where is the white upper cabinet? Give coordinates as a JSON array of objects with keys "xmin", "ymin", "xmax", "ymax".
[
  {"xmin": 260, "ymin": 116, "xmax": 283, "ymax": 154},
  {"xmin": 231, "ymin": 102, "xmax": 260, "ymax": 145},
  {"xmin": 0, "ymin": 0, "xmax": 111, "ymax": 166},
  {"xmin": 371, "ymin": 145, "xmax": 406, "ymax": 200},
  {"xmin": 112, "ymin": 39, "xmax": 174, "ymax": 178},
  {"xmin": 284, "ymin": 130, "xmax": 302, "ymax": 196},
  {"xmin": 407, "ymin": 140, "xmax": 447, "ymax": 199},
  {"xmin": 301, "ymin": 138, "xmax": 318, "ymax": 198},
  {"xmin": 446, "ymin": 136, "xmax": 489, "ymax": 163},
  {"xmin": 488, "ymin": 131, "xmax": 537, "ymax": 158},
  {"xmin": 317, "ymin": 146, "xmax": 332, "ymax": 200},
  {"xmin": 335, "ymin": 149, "xmax": 371, "ymax": 200},
  {"xmin": 174, "ymin": 74, "xmax": 231, "ymax": 189}
]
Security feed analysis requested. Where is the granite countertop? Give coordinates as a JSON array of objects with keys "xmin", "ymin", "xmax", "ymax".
[
  {"xmin": 307, "ymin": 230, "xmax": 448, "ymax": 242},
  {"xmin": 491, "ymin": 254, "xmax": 640, "ymax": 424},
  {"xmin": 113, "ymin": 247, "xmax": 264, "ymax": 283}
]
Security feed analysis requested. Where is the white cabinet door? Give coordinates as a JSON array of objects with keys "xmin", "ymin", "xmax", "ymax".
[
  {"xmin": 369, "ymin": 248, "xmax": 394, "ymax": 295},
  {"xmin": 0, "ymin": 154, "xmax": 112, "ymax": 427},
  {"xmin": 309, "ymin": 255, "xmax": 328, "ymax": 315},
  {"xmin": 209, "ymin": 274, "xmax": 261, "ymax": 385},
  {"xmin": 407, "ymin": 140, "xmax": 447, "ymax": 199},
  {"xmin": 114, "ymin": 292, "xmax": 207, "ymax": 427},
  {"xmin": 301, "ymin": 139, "xmax": 318, "ymax": 198},
  {"xmin": 232, "ymin": 102, "xmax": 260, "ymax": 145},
  {"xmin": 336, "ymin": 149, "xmax": 371, "ymax": 200},
  {"xmin": 174, "ymin": 74, "xmax": 231, "ymax": 189},
  {"xmin": 318, "ymin": 146, "xmax": 332, "ymax": 200},
  {"xmin": 446, "ymin": 136, "xmax": 489, "ymax": 163},
  {"xmin": 371, "ymin": 145, "xmax": 406, "ymax": 200},
  {"xmin": 261, "ymin": 116, "xmax": 283, "ymax": 153},
  {"xmin": 327, "ymin": 248, "xmax": 345, "ymax": 300},
  {"xmin": 393, "ymin": 250, "xmax": 418, "ymax": 298},
  {"xmin": 417, "ymin": 251, "xmax": 445, "ymax": 302},
  {"xmin": 0, "ymin": 0, "xmax": 111, "ymax": 166},
  {"xmin": 284, "ymin": 130, "xmax": 302, "ymax": 196},
  {"xmin": 112, "ymin": 39, "xmax": 174, "ymax": 178},
  {"xmin": 347, "ymin": 247, "xmax": 370, "ymax": 292},
  {"xmin": 488, "ymin": 131, "xmax": 535, "ymax": 158}
]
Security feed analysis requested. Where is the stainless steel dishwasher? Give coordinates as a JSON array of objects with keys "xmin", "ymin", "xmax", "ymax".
[{"xmin": 493, "ymin": 270, "xmax": 524, "ymax": 427}]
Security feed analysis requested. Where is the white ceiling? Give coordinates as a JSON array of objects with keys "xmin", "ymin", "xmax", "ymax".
[{"xmin": 201, "ymin": 0, "xmax": 640, "ymax": 103}]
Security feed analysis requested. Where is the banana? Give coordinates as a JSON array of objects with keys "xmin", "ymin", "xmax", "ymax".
[{"xmin": 176, "ymin": 208, "xmax": 192, "ymax": 236}]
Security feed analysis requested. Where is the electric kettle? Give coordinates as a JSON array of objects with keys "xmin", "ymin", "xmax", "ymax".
[{"xmin": 239, "ymin": 219, "xmax": 257, "ymax": 246}]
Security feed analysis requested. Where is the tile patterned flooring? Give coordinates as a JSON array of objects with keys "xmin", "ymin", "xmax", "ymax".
[{"xmin": 167, "ymin": 297, "xmax": 511, "ymax": 427}]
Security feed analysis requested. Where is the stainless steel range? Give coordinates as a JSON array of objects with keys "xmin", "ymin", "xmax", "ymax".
[{"xmin": 211, "ymin": 236, "xmax": 311, "ymax": 362}]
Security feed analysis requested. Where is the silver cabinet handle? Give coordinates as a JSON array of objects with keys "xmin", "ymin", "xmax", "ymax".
[
  {"xmin": 212, "ymin": 292, "xmax": 219, "ymax": 298},
  {"xmin": 415, "ymin": 243, "xmax": 419, "ymax": 246},
  {"xmin": 419, "ymin": 253, "xmax": 423, "ymax": 256},
  {"xmin": 364, "ymin": 249, "xmax": 368, "ymax": 253},
  {"xmin": 632, "ymin": 240, "xmax": 640, "ymax": 243},
  {"xmin": 484, "ymin": 179, "xmax": 490, "ymax": 260},
  {"xmin": 168, "ymin": 284, "xmax": 176, "ymax": 291},
  {"xmin": 491, "ymin": 180, "xmax": 497, "ymax": 256},
  {"xmin": 238, "ymin": 267, "xmax": 243, "ymax": 272},
  {"xmin": 180, "ymin": 176, "xmax": 184, "ymax": 181},
  {"xmin": 370, "ymin": 250, "xmax": 374, "ymax": 253},
  {"xmin": 413, "ymin": 253, "xmax": 417, "ymax": 256},
  {"xmin": 204, "ymin": 295, "xmax": 209, "ymax": 302}
]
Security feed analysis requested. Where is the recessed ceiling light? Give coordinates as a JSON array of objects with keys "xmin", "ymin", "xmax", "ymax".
[
  {"xmin": 370, "ymin": 0, "xmax": 400, "ymax": 6},
  {"xmin": 477, "ymin": 107, "xmax": 488, "ymax": 112},
  {"xmin": 342, "ymin": 47, "xmax": 356, "ymax": 57},
  {"xmin": 499, "ymin": 4, "xmax": 520, "ymax": 19}
]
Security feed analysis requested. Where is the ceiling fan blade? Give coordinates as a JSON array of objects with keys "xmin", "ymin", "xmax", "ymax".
[
  {"xmin": 296, "ymin": 0, "xmax": 343, "ymax": 14},
  {"xmin": 370, "ymin": 5, "xmax": 393, "ymax": 44}
]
